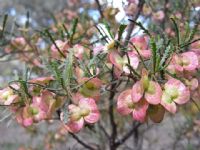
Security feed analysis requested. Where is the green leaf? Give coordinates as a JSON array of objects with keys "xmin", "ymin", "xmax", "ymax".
[
  {"xmin": 186, "ymin": 24, "xmax": 198, "ymax": 44},
  {"xmin": 159, "ymin": 44, "xmax": 172, "ymax": 69},
  {"xmin": 103, "ymin": 21, "xmax": 114, "ymax": 39},
  {"xmin": 183, "ymin": 22, "xmax": 190, "ymax": 43},
  {"xmin": 117, "ymin": 24, "xmax": 127, "ymax": 42},
  {"xmin": 62, "ymin": 24, "xmax": 70, "ymax": 38},
  {"xmin": 49, "ymin": 61, "xmax": 64, "ymax": 88},
  {"xmin": 21, "ymin": 81, "xmax": 30, "ymax": 97},
  {"xmin": 63, "ymin": 49, "xmax": 73, "ymax": 86},
  {"xmin": 18, "ymin": 79, "xmax": 32, "ymax": 100},
  {"xmin": 45, "ymin": 29, "xmax": 66, "ymax": 58},
  {"xmin": 150, "ymin": 37, "xmax": 157, "ymax": 74},
  {"xmin": 129, "ymin": 42, "xmax": 148, "ymax": 70},
  {"xmin": 70, "ymin": 18, "xmax": 78, "ymax": 43},
  {"xmin": 156, "ymin": 55, "xmax": 161, "ymax": 72},
  {"xmin": 128, "ymin": 19, "xmax": 151, "ymax": 36},
  {"xmin": 49, "ymin": 12, "xmax": 58, "ymax": 24},
  {"xmin": 165, "ymin": 70, "xmax": 184, "ymax": 82},
  {"xmin": 1, "ymin": 14, "xmax": 8, "ymax": 36},
  {"xmin": 25, "ymin": 11, "xmax": 30, "ymax": 28},
  {"xmin": 171, "ymin": 18, "xmax": 180, "ymax": 46}
]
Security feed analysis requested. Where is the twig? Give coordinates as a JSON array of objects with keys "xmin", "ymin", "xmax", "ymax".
[
  {"xmin": 180, "ymin": 37, "xmax": 200, "ymax": 48},
  {"xmin": 98, "ymin": 122, "xmax": 110, "ymax": 139},
  {"xmin": 45, "ymin": 29, "xmax": 66, "ymax": 58},
  {"xmin": 115, "ymin": 122, "xmax": 142, "ymax": 147},
  {"xmin": 70, "ymin": 133, "xmax": 96, "ymax": 150},
  {"xmin": 95, "ymin": 0, "xmax": 104, "ymax": 19},
  {"xmin": 109, "ymin": 66, "xmax": 118, "ymax": 150},
  {"xmin": 129, "ymin": 42, "xmax": 148, "ymax": 71},
  {"xmin": 72, "ymin": 74, "xmax": 99, "ymax": 90}
]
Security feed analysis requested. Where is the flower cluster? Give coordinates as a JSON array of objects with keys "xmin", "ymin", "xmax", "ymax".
[
  {"xmin": 61, "ymin": 98, "xmax": 100, "ymax": 133},
  {"xmin": 1, "ymin": 0, "xmax": 200, "ymax": 137},
  {"xmin": 0, "ymin": 77, "xmax": 64, "ymax": 127},
  {"xmin": 1, "ymin": 32, "xmax": 200, "ymax": 135},
  {"xmin": 115, "ymin": 36, "xmax": 200, "ymax": 123}
]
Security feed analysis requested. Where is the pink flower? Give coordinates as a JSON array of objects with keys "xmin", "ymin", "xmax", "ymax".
[
  {"xmin": 79, "ymin": 77, "xmax": 102, "ymax": 101},
  {"xmin": 108, "ymin": 51, "xmax": 123, "ymax": 70},
  {"xmin": 73, "ymin": 44, "xmax": 85, "ymax": 59},
  {"xmin": 125, "ymin": 3, "xmax": 138, "ymax": 16},
  {"xmin": 93, "ymin": 40, "xmax": 116, "ymax": 56},
  {"xmin": 64, "ymin": 98, "xmax": 100, "ymax": 133},
  {"xmin": 130, "ymin": 36, "xmax": 151, "ymax": 59},
  {"xmin": 71, "ymin": 92, "xmax": 85, "ymax": 105},
  {"xmin": 16, "ymin": 97, "xmax": 47, "ymax": 127},
  {"xmin": 128, "ymin": 0, "xmax": 139, "ymax": 4},
  {"xmin": 161, "ymin": 78, "xmax": 190, "ymax": 114},
  {"xmin": 15, "ymin": 98, "xmax": 44, "ymax": 126},
  {"xmin": 191, "ymin": 86, "xmax": 200, "ymax": 102},
  {"xmin": 131, "ymin": 71, "xmax": 162, "ymax": 105},
  {"xmin": 165, "ymin": 28, "xmax": 175, "ymax": 37},
  {"xmin": 15, "ymin": 90, "xmax": 64, "ymax": 127},
  {"xmin": 152, "ymin": 10, "xmax": 165, "ymax": 21},
  {"xmin": 40, "ymin": 90, "xmax": 64, "ymax": 118},
  {"xmin": 75, "ymin": 67, "xmax": 84, "ymax": 80},
  {"xmin": 191, "ymin": 39, "xmax": 200, "ymax": 49},
  {"xmin": 93, "ymin": 45, "xmax": 104, "ymax": 55},
  {"xmin": 30, "ymin": 96, "xmax": 49, "ymax": 122},
  {"xmin": 185, "ymin": 78, "xmax": 198, "ymax": 91},
  {"xmin": 191, "ymin": 49, "xmax": 200, "ymax": 69},
  {"xmin": 11, "ymin": 37, "xmax": 27, "ymax": 49},
  {"xmin": 109, "ymin": 51, "xmax": 139, "ymax": 74},
  {"xmin": 143, "ymin": 4, "xmax": 152, "ymax": 16},
  {"xmin": 29, "ymin": 76, "xmax": 54, "ymax": 85},
  {"xmin": 175, "ymin": 12, "xmax": 182, "ymax": 19},
  {"xmin": 0, "ymin": 87, "xmax": 18, "ymax": 105},
  {"xmin": 117, "ymin": 89, "xmax": 148, "ymax": 122},
  {"xmin": 123, "ymin": 52, "xmax": 139, "ymax": 73},
  {"xmin": 173, "ymin": 52, "xmax": 199, "ymax": 72},
  {"xmin": 50, "ymin": 40, "xmax": 69, "ymax": 59},
  {"xmin": 16, "ymin": 106, "xmax": 34, "ymax": 127}
]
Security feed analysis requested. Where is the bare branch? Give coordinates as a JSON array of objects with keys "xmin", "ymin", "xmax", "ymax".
[
  {"xmin": 124, "ymin": 0, "xmax": 145, "ymax": 46},
  {"xmin": 95, "ymin": 0, "xmax": 104, "ymax": 19},
  {"xmin": 70, "ymin": 133, "xmax": 96, "ymax": 150},
  {"xmin": 115, "ymin": 122, "xmax": 142, "ymax": 147}
]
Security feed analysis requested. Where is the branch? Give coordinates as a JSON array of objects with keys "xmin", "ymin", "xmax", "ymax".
[
  {"xmin": 115, "ymin": 122, "xmax": 142, "ymax": 147},
  {"xmin": 95, "ymin": 0, "xmax": 104, "ymax": 19},
  {"xmin": 180, "ymin": 37, "xmax": 200, "ymax": 48},
  {"xmin": 45, "ymin": 29, "xmax": 66, "ymax": 58},
  {"xmin": 98, "ymin": 122, "xmax": 110, "ymax": 139},
  {"xmin": 124, "ymin": 0, "xmax": 145, "ymax": 46},
  {"xmin": 109, "ymin": 66, "xmax": 118, "ymax": 149},
  {"xmin": 70, "ymin": 133, "xmax": 96, "ymax": 150}
]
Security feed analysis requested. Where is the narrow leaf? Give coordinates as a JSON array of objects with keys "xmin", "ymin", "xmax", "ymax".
[
  {"xmin": 70, "ymin": 18, "xmax": 78, "ymax": 43},
  {"xmin": 1, "ymin": 14, "xmax": 8, "ymax": 36},
  {"xmin": 62, "ymin": 24, "xmax": 70, "ymax": 38},
  {"xmin": 45, "ymin": 29, "xmax": 66, "ymax": 58},
  {"xmin": 63, "ymin": 49, "xmax": 73, "ymax": 86},
  {"xmin": 128, "ymin": 19, "xmax": 151, "ymax": 36},
  {"xmin": 103, "ymin": 21, "xmax": 114, "ymax": 39},
  {"xmin": 118, "ymin": 24, "xmax": 127, "ymax": 42},
  {"xmin": 150, "ymin": 38, "xmax": 157, "ymax": 74},
  {"xmin": 171, "ymin": 18, "xmax": 180, "ymax": 46}
]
